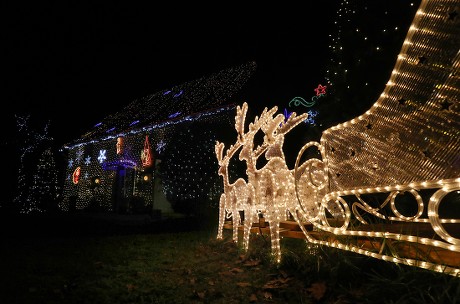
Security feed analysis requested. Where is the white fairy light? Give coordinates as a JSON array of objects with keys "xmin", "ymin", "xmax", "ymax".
[{"xmin": 219, "ymin": 0, "xmax": 460, "ymax": 277}]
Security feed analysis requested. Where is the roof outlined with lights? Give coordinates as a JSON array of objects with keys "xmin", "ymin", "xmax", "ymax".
[{"xmin": 64, "ymin": 61, "xmax": 257, "ymax": 149}]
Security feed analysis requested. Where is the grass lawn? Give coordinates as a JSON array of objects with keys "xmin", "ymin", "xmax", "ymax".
[{"xmin": 1, "ymin": 213, "xmax": 460, "ymax": 303}]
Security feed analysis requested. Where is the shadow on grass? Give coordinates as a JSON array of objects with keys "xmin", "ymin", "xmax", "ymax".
[{"xmin": 0, "ymin": 210, "xmax": 218, "ymax": 239}]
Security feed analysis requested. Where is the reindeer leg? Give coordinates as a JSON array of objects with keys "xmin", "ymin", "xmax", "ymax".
[
  {"xmin": 217, "ymin": 194, "xmax": 226, "ymax": 239},
  {"xmin": 232, "ymin": 208, "xmax": 241, "ymax": 244},
  {"xmin": 242, "ymin": 209, "xmax": 253, "ymax": 251},
  {"xmin": 268, "ymin": 215, "xmax": 282, "ymax": 263},
  {"xmin": 242, "ymin": 184, "xmax": 257, "ymax": 251}
]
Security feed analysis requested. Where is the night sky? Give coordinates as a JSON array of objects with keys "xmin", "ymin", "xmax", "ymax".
[{"xmin": 4, "ymin": 2, "xmax": 339, "ymax": 147}]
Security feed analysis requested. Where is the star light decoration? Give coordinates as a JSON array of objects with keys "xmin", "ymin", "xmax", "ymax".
[
  {"xmin": 75, "ymin": 148, "xmax": 84, "ymax": 163},
  {"xmin": 285, "ymin": 84, "xmax": 326, "ymax": 126},
  {"xmin": 288, "ymin": 84, "xmax": 328, "ymax": 108},
  {"xmin": 156, "ymin": 140, "xmax": 166, "ymax": 154},
  {"xmin": 305, "ymin": 109, "xmax": 319, "ymax": 125},
  {"xmin": 97, "ymin": 150, "xmax": 107, "ymax": 163},
  {"xmin": 218, "ymin": 0, "xmax": 460, "ymax": 276},
  {"xmin": 314, "ymin": 84, "xmax": 327, "ymax": 96}
]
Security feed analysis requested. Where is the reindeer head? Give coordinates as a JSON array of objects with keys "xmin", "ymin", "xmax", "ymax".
[
  {"xmin": 263, "ymin": 110, "xmax": 309, "ymax": 160},
  {"xmin": 215, "ymin": 140, "xmax": 243, "ymax": 178},
  {"xmin": 238, "ymin": 104, "xmax": 279, "ymax": 168},
  {"xmin": 235, "ymin": 102, "xmax": 248, "ymax": 144},
  {"xmin": 215, "ymin": 141, "xmax": 226, "ymax": 177}
]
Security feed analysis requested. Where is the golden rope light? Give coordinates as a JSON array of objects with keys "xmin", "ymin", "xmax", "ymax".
[{"xmin": 217, "ymin": 0, "xmax": 460, "ymax": 276}]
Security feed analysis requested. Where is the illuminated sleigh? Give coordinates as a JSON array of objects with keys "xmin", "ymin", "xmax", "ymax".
[{"xmin": 294, "ymin": 0, "xmax": 460, "ymax": 276}]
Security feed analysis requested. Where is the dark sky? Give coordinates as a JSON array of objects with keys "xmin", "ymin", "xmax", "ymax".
[
  {"xmin": 4, "ymin": 2, "xmax": 338, "ymax": 147},
  {"xmin": 2, "ymin": 1, "xmax": 422, "ymax": 205}
]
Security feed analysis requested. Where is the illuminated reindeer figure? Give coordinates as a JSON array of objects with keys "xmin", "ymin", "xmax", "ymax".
[
  {"xmin": 217, "ymin": 102, "xmax": 324, "ymax": 262},
  {"xmin": 215, "ymin": 103, "xmax": 255, "ymax": 243},
  {"xmin": 215, "ymin": 102, "xmax": 292, "ymax": 251},
  {"xmin": 235, "ymin": 104, "xmax": 278, "ymax": 251},
  {"xmin": 237, "ymin": 102, "xmax": 310, "ymax": 262}
]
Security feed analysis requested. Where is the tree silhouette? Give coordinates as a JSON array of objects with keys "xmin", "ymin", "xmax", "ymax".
[
  {"xmin": 13, "ymin": 115, "xmax": 59, "ymax": 214},
  {"xmin": 29, "ymin": 148, "xmax": 61, "ymax": 213}
]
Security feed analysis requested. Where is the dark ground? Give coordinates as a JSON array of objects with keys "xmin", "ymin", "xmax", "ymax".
[
  {"xmin": 0, "ymin": 211, "xmax": 209, "ymax": 239},
  {"xmin": 1, "ymin": 211, "xmax": 460, "ymax": 303}
]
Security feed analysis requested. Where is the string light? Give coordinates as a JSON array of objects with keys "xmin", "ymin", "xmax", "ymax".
[
  {"xmin": 219, "ymin": 0, "xmax": 460, "ymax": 277},
  {"xmin": 216, "ymin": 102, "xmax": 309, "ymax": 262},
  {"xmin": 13, "ymin": 115, "xmax": 59, "ymax": 213},
  {"xmin": 295, "ymin": 0, "xmax": 460, "ymax": 276},
  {"xmin": 60, "ymin": 62, "xmax": 256, "ymax": 212}
]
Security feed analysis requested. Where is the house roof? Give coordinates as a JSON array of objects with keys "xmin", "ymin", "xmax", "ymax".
[{"xmin": 63, "ymin": 61, "xmax": 257, "ymax": 149}]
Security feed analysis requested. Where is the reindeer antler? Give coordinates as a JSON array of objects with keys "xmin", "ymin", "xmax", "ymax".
[
  {"xmin": 252, "ymin": 106, "xmax": 278, "ymax": 131},
  {"xmin": 277, "ymin": 111, "xmax": 308, "ymax": 136},
  {"xmin": 235, "ymin": 102, "xmax": 249, "ymax": 144},
  {"xmin": 262, "ymin": 109, "xmax": 309, "ymax": 160},
  {"xmin": 248, "ymin": 105, "xmax": 279, "ymax": 158},
  {"xmin": 215, "ymin": 140, "xmax": 243, "ymax": 167},
  {"xmin": 215, "ymin": 141, "xmax": 225, "ymax": 164}
]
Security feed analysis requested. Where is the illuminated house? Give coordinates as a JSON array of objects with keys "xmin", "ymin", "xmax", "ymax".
[{"xmin": 60, "ymin": 61, "xmax": 257, "ymax": 214}]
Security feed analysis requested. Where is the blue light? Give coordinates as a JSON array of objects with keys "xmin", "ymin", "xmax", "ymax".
[
  {"xmin": 102, "ymin": 159, "xmax": 137, "ymax": 170},
  {"xmin": 304, "ymin": 110, "xmax": 319, "ymax": 125},
  {"xmin": 168, "ymin": 112, "xmax": 181, "ymax": 118}
]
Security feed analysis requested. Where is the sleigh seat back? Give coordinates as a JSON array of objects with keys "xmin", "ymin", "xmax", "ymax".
[{"xmin": 295, "ymin": 0, "xmax": 460, "ymax": 276}]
